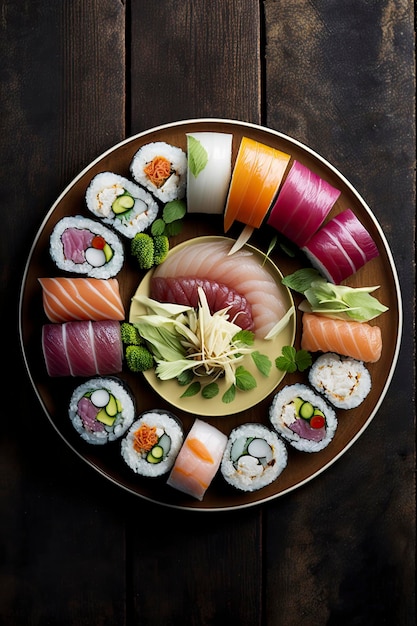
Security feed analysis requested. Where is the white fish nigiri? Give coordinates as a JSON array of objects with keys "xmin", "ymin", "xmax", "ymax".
[{"xmin": 167, "ymin": 419, "xmax": 227, "ymax": 501}]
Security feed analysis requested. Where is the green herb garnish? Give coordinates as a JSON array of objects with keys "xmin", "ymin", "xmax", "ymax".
[{"xmin": 275, "ymin": 346, "xmax": 312, "ymax": 373}]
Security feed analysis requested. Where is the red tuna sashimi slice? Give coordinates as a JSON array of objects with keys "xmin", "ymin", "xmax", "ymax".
[
  {"xmin": 61, "ymin": 227, "xmax": 94, "ymax": 263},
  {"xmin": 150, "ymin": 277, "xmax": 254, "ymax": 331},
  {"xmin": 64, "ymin": 321, "xmax": 98, "ymax": 376},
  {"xmin": 42, "ymin": 324, "xmax": 71, "ymax": 377},
  {"xmin": 267, "ymin": 160, "xmax": 341, "ymax": 248},
  {"xmin": 302, "ymin": 209, "xmax": 379, "ymax": 284},
  {"xmin": 92, "ymin": 320, "xmax": 123, "ymax": 375},
  {"xmin": 152, "ymin": 239, "xmax": 287, "ymax": 338}
]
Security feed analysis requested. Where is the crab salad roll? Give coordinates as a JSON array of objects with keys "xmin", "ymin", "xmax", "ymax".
[
  {"xmin": 221, "ymin": 423, "xmax": 288, "ymax": 492},
  {"xmin": 308, "ymin": 352, "xmax": 372, "ymax": 409},
  {"xmin": 85, "ymin": 171, "xmax": 159, "ymax": 238}
]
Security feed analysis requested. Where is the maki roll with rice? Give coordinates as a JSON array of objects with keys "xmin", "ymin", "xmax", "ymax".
[
  {"xmin": 308, "ymin": 352, "xmax": 372, "ymax": 409},
  {"xmin": 121, "ymin": 409, "xmax": 184, "ymax": 478},
  {"xmin": 269, "ymin": 383, "xmax": 337, "ymax": 453},
  {"xmin": 221, "ymin": 423, "xmax": 288, "ymax": 492},
  {"xmin": 85, "ymin": 171, "xmax": 159, "ymax": 238},
  {"xmin": 49, "ymin": 216, "xmax": 124, "ymax": 278},
  {"xmin": 130, "ymin": 141, "xmax": 187, "ymax": 203},
  {"xmin": 68, "ymin": 377, "xmax": 135, "ymax": 445}
]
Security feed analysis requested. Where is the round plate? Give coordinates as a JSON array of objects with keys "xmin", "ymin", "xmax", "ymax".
[
  {"xmin": 129, "ymin": 235, "xmax": 296, "ymax": 417},
  {"xmin": 19, "ymin": 118, "xmax": 402, "ymax": 511}
]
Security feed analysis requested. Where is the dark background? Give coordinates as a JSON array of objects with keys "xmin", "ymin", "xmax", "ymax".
[{"xmin": 1, "ymin": 1, "xmax": 415, "ymax": 624}]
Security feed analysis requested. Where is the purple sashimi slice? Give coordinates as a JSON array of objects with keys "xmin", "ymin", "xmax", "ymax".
[
  {"xmin": 150, "ymin": 276, "xmax": 255, "ymax": 331},
  {"xmin": 61, "ymin": 227, "xmax": 94, "ymax": 263},
  {"xmin": 92, "ymin": 320, "xmax": 123, "ymax": 375},
  {"xmin": 288, "ymin": 418, "xmax": 326, "ymax": 442}
]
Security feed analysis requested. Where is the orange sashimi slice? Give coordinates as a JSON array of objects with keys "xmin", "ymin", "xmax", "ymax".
[{"xmin": 224, "ymin": 137, "xmax": 290, "ymax": 233}]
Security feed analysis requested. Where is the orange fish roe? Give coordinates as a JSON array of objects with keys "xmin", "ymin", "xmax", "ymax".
[
  {"xmin": 133, "ymin": 423, "xmax": 158, "ymax": 453},
  {"xmin": 143, "ymin": 156, "xmax": 171, "ymax": 188}
]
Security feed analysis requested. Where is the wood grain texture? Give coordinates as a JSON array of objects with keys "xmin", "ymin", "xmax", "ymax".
[
  {"xmin": 0, "ymin": 0, "xmax": 415, "ymax": 624},
  {"xmin": 129, "ymin": 0, "xmax": 262, "ymax": 131}
]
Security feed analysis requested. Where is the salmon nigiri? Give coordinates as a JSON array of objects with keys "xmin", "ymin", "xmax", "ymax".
[
  {"xmin": 39, "ymin": 277, "xmax": 125, "ymax": 322},
  {"xmin": 167, "ymin": 419, "xmax": 227, "ymax": 501},
  {"xmin": 301, "ymin": 312, "xmax": 382, "ymax": 363}
]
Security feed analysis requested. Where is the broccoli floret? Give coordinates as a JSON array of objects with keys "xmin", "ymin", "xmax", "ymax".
[
  {"xmin": 120, "ymin": 322, "xmax": 142, "ymax": 346},
  {"xmin": 153, "ymin": 234, "xmax": 169, "ymax": 265},
  {"xmin": 125, "ymin": 345, "xmax": 154, "ymax": 373},
  {"xmin": 131, "ymin": 233, "xmax": 154, "ymax": 269}
]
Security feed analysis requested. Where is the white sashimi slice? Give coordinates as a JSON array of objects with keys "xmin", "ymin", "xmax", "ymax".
[{"xmin": 152, "ymin": 239, "xmax": 286, "ymax": 338}]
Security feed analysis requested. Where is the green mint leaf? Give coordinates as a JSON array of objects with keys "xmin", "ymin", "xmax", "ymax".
[
  {"xmin": 150, "ymin": 218, "xmax": 166, "ymax": 236},
  {"xmin": 222, "ymin": 385, "xmax": 236, "ymax": 404},
  {"xmin": 275, "ymin": 354, "xmax": 297, "ymax": 373},
  {"xmin": 294, "ymin": 349, "xmax": 313, "ymax": 372},
  {"xmin": 235, "ymin": 366, "xmax": 257, "ymax": 391},
  {"xmin": 251, "ymin": 351, "xmax": 272, "ymax": 376},
  {"xmin": 164, "ymin": 220, "xmax": 183, "ymax": 237},
  {"xmin": 180, "ymin": 381, "xmax": 201, "ymax": 398},
  {"xmin": 233, "ymin": 329, "xmax": 255, "ymax": 346},
  {"xmin": 187, "ymin": 135, "xmax": 208, "ymax": 177},
  {"xmin": 177, "ymin": 370, "xmax": 194, "ymax": 386},
  {"xmin": 162, "ymin": 199, "xmax": 186, "ymax": 223},
  {"xmin": 202, "ymin": 382, "xmax": 219, "ymax": 399}
]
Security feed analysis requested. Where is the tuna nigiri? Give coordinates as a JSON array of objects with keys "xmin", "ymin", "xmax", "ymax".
[
  {"xmin": 151, "ymin": 238, "xmax": 288, "ymax": 339},
  {"xmin": 42, "ymin": 320, "xmax": 123, "ymax": 377},
  {"xmin": 300, "ymin": 312, "xmax": 382, "ymax": 363},
  {"xmin": 39, "ymin": 277, "xmax": 125, "ymax": 323},
  {"xmin": 167, "ymin": 419, "xmax": 228, "ymax": 501}
]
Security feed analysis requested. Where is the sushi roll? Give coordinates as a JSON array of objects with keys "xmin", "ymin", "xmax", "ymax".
[
  {"xmin": 85, "ymin": 172, "xmax": 159, "ymax": 239},
  {"xmin": 130, "ymin": 141, "xmax": 187, "ymax": 203},
  {"xmin": 221, "ymin": 423, "xmax": 288, "ymax": 492},
  {"xmin": 167, "ymin": 418, "xmax": 227, "ymax": 501},
  {"xmin": 269, "ymin": 383, "xmax": 338, "ymax": 453},
  {"xmin": 308, "ymin": 352, "xmax": 372, "ymax": 409},
  {"xmin": 121, "ymin": 409, "xmax": 184, "ymax": 478},
  {"xmin": 49, "ymin": 215, "xmax": 124, "ymax": 278},
  {"xmin": 186, "ymin": 132, "xmax": 233, "ymax": 214},
  {"xmin": 68, "ymin": 376, "xmax": 135, "ymax": 445}
]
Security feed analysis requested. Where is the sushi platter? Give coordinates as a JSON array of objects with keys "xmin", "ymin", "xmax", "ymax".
[{"xmin": 19, "ymin": 119, "xmax": 402, "ymax": 511}]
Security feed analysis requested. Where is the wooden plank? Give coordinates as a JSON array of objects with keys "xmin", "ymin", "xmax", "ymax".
[
  {"xmin": 263, "ymin": 1, "xmax": 415, "ymax": 623},
  {"xmin": 129, "ymin": 0, "xmax": 262, "ymax": 132},
  {"xmin": 0, "ymin": 1, "xmax": 127, "ymax": 623},
  {"xmin": 127, "ymin": 2, "xmax": 264, "ymax": 624}
]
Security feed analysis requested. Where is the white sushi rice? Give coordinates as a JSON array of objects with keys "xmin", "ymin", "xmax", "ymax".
[
  {"xmin": 269, "ymin": 383, "xmax": 338, "ymax": 453},
  {"xmin": 221, "ymin": 423, "xmax": 288, "ymax": 492},
  {"xmin": 85, "ymin": 171, "xmax": 159, "ymax": 238},
  {"xmin": 68, "ymin": 377, "xmax": 135, "ymax": 445},
  {"xmin": 49, "ymin": 215, "xmax": 125, "ymax": 278},
  {"xmin": 121, "ymin": 410, "xmax": 184, "ymax": 478},
  {"xmin": 130, "ymin": 141, "xmax": 187, "ymax": 203},
  {"xmin": 308, "ymin": 352, "xmax": 372, "ymax": 409}
]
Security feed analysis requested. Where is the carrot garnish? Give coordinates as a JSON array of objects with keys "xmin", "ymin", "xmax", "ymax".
[
  {"xmin": 133, "ymin": 424, "xmax": 158, "ymax": 453},
  {"xmin": 143, "ymin": 156, "xmax": 172, "ymax": 188}
]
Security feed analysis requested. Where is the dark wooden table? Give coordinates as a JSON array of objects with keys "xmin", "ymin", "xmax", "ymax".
[{"xmin": 1, "ymin": 1, "xmax": 415, "ymax": 624}]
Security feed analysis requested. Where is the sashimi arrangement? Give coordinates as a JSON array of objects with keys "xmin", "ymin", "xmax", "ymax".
[{"xmin": 22, "ymin": 121, "xmax": 398, "ymax": 508}]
